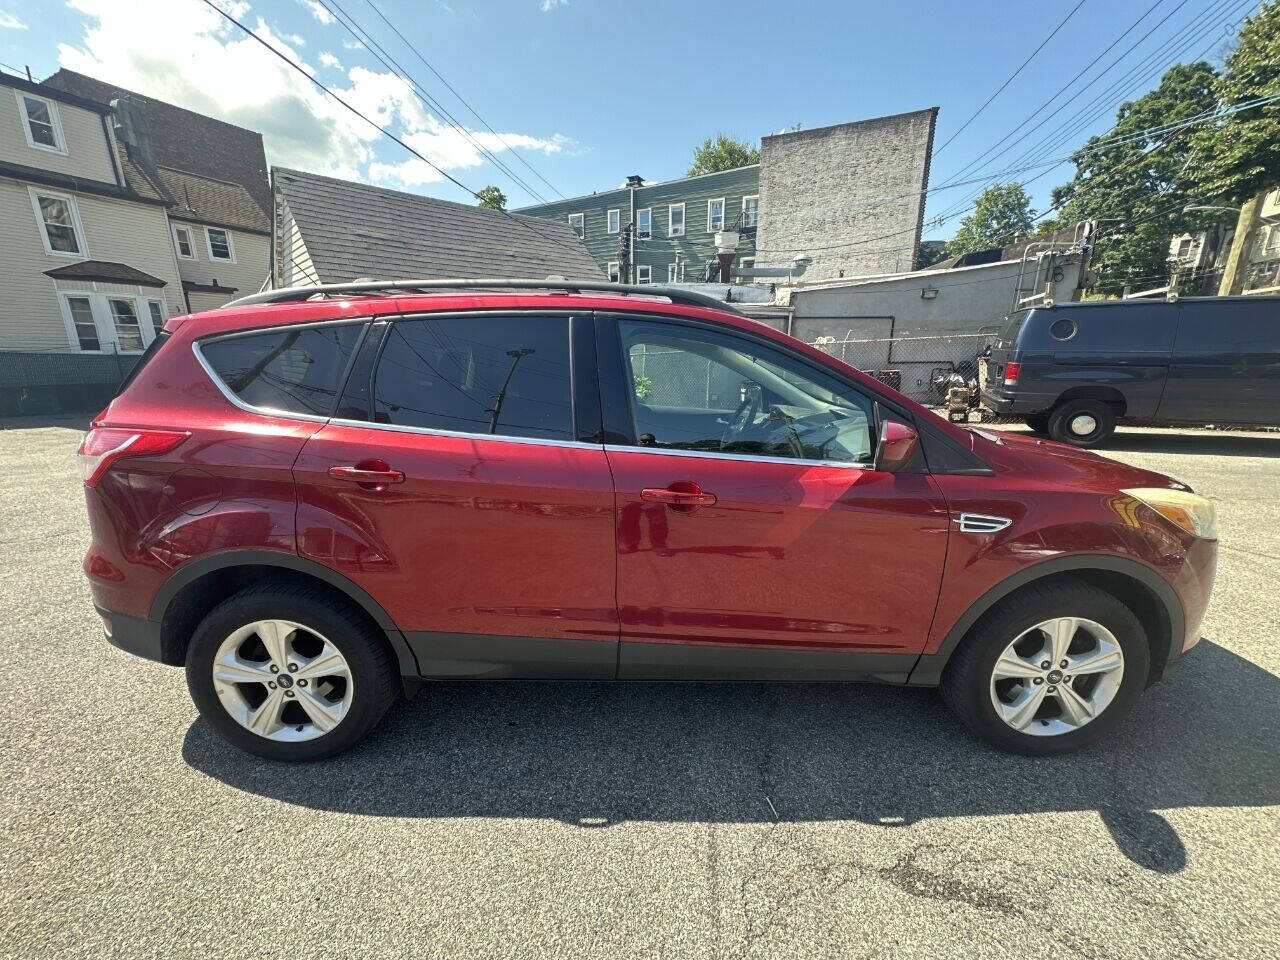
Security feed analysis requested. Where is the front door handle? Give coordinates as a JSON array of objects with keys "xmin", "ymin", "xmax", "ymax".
[
  {"xmin": 641, "ymin": 482, "xmax": 717, "ymax": 508},
  {"xmin": 328, "ymin": 460, "xmax": 405, "ymax": 490}
]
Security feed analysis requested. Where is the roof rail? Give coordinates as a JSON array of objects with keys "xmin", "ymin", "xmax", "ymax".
[{"xmin": 222, "ymin": 278, "xmax": 746, "ymax": 315}]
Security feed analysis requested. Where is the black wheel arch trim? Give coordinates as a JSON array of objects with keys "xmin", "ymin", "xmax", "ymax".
[
  {"xmin": 149, "ymin": 549, "xmax": 419, "ymax": 676},
  {"xmin": 906, "ymin": 554, "xmax": 1184, "ymax": 687}
]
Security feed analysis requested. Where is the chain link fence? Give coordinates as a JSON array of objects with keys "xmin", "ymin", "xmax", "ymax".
[
  {"xmin": 1, "ymin": 340, "xmax": 139, "ymax": 417},
  {"xmin": 805, "ymin": 331, "xmax": 1004, "ymax": 414}
]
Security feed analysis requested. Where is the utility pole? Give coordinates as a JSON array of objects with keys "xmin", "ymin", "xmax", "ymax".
[
  {"xmin": 618, "ymin": 222, "xmax": 632, "ymax": 285},
  {"xmin": 1218, "ymin": 193, "xmax": 1263, "ymax": 296}
]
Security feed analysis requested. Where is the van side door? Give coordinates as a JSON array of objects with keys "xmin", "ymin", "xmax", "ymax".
[
  {"xmin": 1159, "ymin": 299, "xmax": 1280, "ymax": 425},
  {"xmin": 1045, "ymin": 304, "xmax": 1175, "ymax": 419}
]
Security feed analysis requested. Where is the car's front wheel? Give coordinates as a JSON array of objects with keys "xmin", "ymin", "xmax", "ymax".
[
  {"xmin": 940, "ymin": 579, "xmax": 1150, "ymax": 755},
  {"xmin": 185, "ymin": 584, "xmax": 399, "ymax": 760}
]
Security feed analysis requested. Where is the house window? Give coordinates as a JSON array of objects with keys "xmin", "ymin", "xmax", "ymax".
[
  {"xmin": 30, "ymin": 190, "xmax": 85, "ymax": 256},
  {"xmin": 667, "ymin": 262, "xmax": 684, "ymax": 283},
  {"xmin": 637, "ymin": 208, "xmax": 652, "ymax": 239},
  {"xmin": 607, "ymin": 209, "xmax": 620, "ymax": 234},
  {"xmin": 636, "ymin": 265, "xmax": 651, "ymax": 285},
  {"xmin": 741, "ymin": 195, "xmax": 759, "ymax": 228},
  {"xmin": 707, "ymin": 198, "xmax": 725, "ymax": 232},
  {"xmin": 568, "ymin": 213, "xmax": 584, "ymax": 239},
  {"xmin": 173, "ymin": 225, "xmax": 196, "ymax": 260},
  {"xmin": 64, "ymin": 296, "xmax": 99, "ymax": 352},
  {"xmin": 740, "ymin": 258, "xmax": 755, "ymax": 271},
  {"xmin": 146, "ymin": 300, "xmax": 165, "ymax": 329},
  {"xmin": 206, "ymin": 227, "xmax": 235, "ymax": 262},
  {"xmin": 108, "ymin": 298, "xmax": 146, "ymax": 353},
  {"xmin": 669, "ymin": 202, "xmax": 685, "ymax": 237},
  {"xmin": 607, "ymin": 261, "xmax": 620, "ymax": 283},
  {"xmin": 17, "ymin": 93, "xmax": 64, "ymax": 153}
]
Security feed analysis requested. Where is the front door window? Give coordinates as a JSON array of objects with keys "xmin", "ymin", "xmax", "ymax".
[{"xmin": 618, "ymin": 319, "xmax": 874, "ymax": 464}]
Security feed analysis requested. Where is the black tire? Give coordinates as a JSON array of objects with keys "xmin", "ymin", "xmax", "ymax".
[
  {"xmin": 939, "ymin": 578, "xmax": 1150, "ymax": 755},
  {"xmin": 185, "ymin": 583, "xmax": 399, "ymax": 761},
  {"xmin": 1024, "ymin": 412, "xmax": 1050, "ymax": 434},
  {"xmin": 1047, "ymin": 398, "xmax": 1116, "ymax": 447}
]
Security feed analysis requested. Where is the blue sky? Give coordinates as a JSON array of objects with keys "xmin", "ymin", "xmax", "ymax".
[{"xmin": 0, "ymin": 0, "xmax": 1250, "ymax": 241}]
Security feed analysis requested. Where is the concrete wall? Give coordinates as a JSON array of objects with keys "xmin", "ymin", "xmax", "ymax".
[
  {"xmin": 755, "ymin": 109, "xmax": 937, "ymax": 282},
  {"xmin": 787, "ymin": 253, "xmax": 1085, "ymax": 403}
]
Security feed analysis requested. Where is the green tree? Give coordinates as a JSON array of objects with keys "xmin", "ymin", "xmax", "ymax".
[
  {"xmin": 475, "ymin": 185, "xmax": 507, "ymax": 210},
  {"xmin": 946, "ymin": 183, "xmax": 1035, "ymax": 256},
  {"xmin": 1188, "ymin": 2, "xmax": 1280, "ymax": 204},
  {"xmin": 1052, "ymin": 62, "xmax": 1217, "ymax": 292},
  {"xmin": 688, "ymin": 134, "xmax": 760, "ymax": 176}
]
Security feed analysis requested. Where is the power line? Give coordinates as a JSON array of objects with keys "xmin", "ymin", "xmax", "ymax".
[
  {"xmin": 315, "ymin": 0, "xmax": 549, "ymax": 204},
  {"xmin": 947, "ymin": 0, "xmax": 1254, "ymax": 219},
  {"xmin": 931, "ymin": 0, "xmax": 1179, "ymax": 195},
  {"xmin": 199, "ymin": 0, "xmax": 582, "ymax": 258},
  {"xmin": 934, "ymin": 0, "xmax": 1089, "ymax": 155},
  {"xmin": 360, "ymin": 0, "xmax": 567, "ymax": 200}
]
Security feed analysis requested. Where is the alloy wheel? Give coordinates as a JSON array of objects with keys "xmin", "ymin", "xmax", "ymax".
[
  {"xmin": 211, "ymin": 619, "xmax": 354, "ymax": 742},
  {"xmin": 989, "ymin": 616, "xmax": 1125, "ymax": 737}
]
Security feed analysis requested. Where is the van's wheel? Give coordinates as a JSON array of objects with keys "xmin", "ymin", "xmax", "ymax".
[
  {"xmin": 939, "ymin": 579, "xmax": 1149, "ymax": 755},
  {"xmin": 185, "ymin": 583, "xmax": 399, "ymax": 761},
  {"xmin": 1025, "ymin": 412, "xmax": 1050, "ymax": 434},
  {"xmin": 1047, "ymin": 399, "xmax": 1116, "ymax": 447}
]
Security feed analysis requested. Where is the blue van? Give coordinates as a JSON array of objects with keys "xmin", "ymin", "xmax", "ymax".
[{"xmin": 982, "ymin": 296, "xmax": 1280, "ymax": 446}]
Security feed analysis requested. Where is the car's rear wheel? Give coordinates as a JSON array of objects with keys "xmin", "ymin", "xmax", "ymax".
[
  {"xmin": 940, "ymin": 579, "xmax": 1150, "ymax": 755},
  {"xmin": 186, "ymin": 584, "xmax": 398, "ymax": 760},
  {"xmin": 1047, "ymin": 398, "xmax": 1116, "ymax": 447}
]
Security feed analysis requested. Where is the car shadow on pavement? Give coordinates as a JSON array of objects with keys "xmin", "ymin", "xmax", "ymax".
[
  {"xmin": 998, "ymin": 425, "xmax": 1280, "ymax": 459},
  {"xmin": 183, "ymin": 639, "xmax": 1279, "ymax": 873}
]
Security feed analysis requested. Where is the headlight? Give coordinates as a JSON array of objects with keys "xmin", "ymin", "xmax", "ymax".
[{"xmin": 1122, "ymin": 488, "xmax": 1218, "ymax": 540}]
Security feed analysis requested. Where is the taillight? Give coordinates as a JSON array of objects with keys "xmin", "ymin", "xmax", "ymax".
[
  {"xmin": 77, "ymin": 428, "xmax": 189, "ymax": 487},
  {"xmin": 1003, "ymin": 361, "xmax": 1021, "ymax": 386}
]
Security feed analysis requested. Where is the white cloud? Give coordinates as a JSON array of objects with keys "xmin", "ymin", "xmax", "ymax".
[
  {"xmin": 298, "ymin": 0, "xmax": 334, "ymax": 25},
  {"xmin": 58, "ymin": 0, "xmax": 572, "ymax": 198},
  {"xmin": 0, "ymin": 9, "xmax": 29, "ymax": 29},
  {"xmin": 540, "ymin": 0, "xmax": 568, "ymax": 10},
  {"xmin": 282, "ymin": 30, "xmax": 305, "ymax": 46},
  {"xmin": 341, "ymin": 37, "xmax": 363, "ymax": 50}
]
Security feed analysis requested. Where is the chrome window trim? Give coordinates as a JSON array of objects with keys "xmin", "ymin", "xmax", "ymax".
[
  {"xmin": 328, "ymin": 416, "xmax": 599, "ymax": 449},
  {"xmin": 604, "ymin": 443, "xmax": 872, "ymax": 470}
]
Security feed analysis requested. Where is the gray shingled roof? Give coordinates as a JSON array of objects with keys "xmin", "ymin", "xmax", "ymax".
[
  {"xmin": 274, "ymin": 167, "xmax": 603, "ymax": 283},
  {"xmin": 158, "ymin": 167, "xmax": 271, "ymax": 234},
  {"xmin": 43, "ymin": 69, "xmax": 272, "ymax": 223}
]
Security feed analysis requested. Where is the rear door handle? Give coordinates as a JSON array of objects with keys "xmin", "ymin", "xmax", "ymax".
[
  {"xmin": 328, "ymin": 462, "xmax": 405, "ymax": 489},
  {"xmin": 641, "ymin": 484, "xmax": 717, "ymax": 507}
]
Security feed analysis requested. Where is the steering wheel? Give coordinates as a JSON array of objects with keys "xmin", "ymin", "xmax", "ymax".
[{"xmin": 720, "ymin": 388, "xmax": 762, "ymax": 449}]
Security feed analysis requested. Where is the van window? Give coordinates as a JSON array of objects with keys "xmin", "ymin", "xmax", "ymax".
[
  {"xmin": 372, "ymin": 315, "xmax": 573, "ymax": 440},
  {"xmin": 200, "ymin": 324, "xmax": 363, "ymax": 415},
  {"xmin": 1174, "ymin": 300, "xmax": 1279, "ymax": 355}
]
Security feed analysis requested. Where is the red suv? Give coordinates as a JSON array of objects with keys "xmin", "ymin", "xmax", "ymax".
[{"xmin": 80, "ymin": 280, "xmax": 1218, "ymax": 760}]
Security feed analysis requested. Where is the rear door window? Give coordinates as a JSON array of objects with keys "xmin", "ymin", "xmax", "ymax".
[
  {"xmin": 371, "ymin": 315, "xmax": 573, "ymax": 441},
  {"xmin": 200, "ymin": 323, "xmax": 364, "ymax": 416}
]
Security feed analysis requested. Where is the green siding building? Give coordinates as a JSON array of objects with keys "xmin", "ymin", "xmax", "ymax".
[{"xmin": 516, "ymin": 166, "xmax": 760, "ymax": 285}]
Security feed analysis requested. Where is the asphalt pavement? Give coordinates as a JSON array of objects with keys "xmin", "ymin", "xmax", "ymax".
[{"xmin": 1, "ymin": 417, "xmax": 1277, "ymax": 959}]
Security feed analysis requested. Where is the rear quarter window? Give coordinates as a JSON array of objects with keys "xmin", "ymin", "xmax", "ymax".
[
  {"xmin": 199, "ymin": 323, "xmax": 364, "ymax": 416},
  {"xmin": 1029, "ymin": 304, "xmax": 1177, "ymax": 354}
]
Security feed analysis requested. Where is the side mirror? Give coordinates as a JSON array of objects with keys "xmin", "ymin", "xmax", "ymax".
[{"xmin": 875, "ymin": 420, "xmax": 919, "ymax": 473}]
